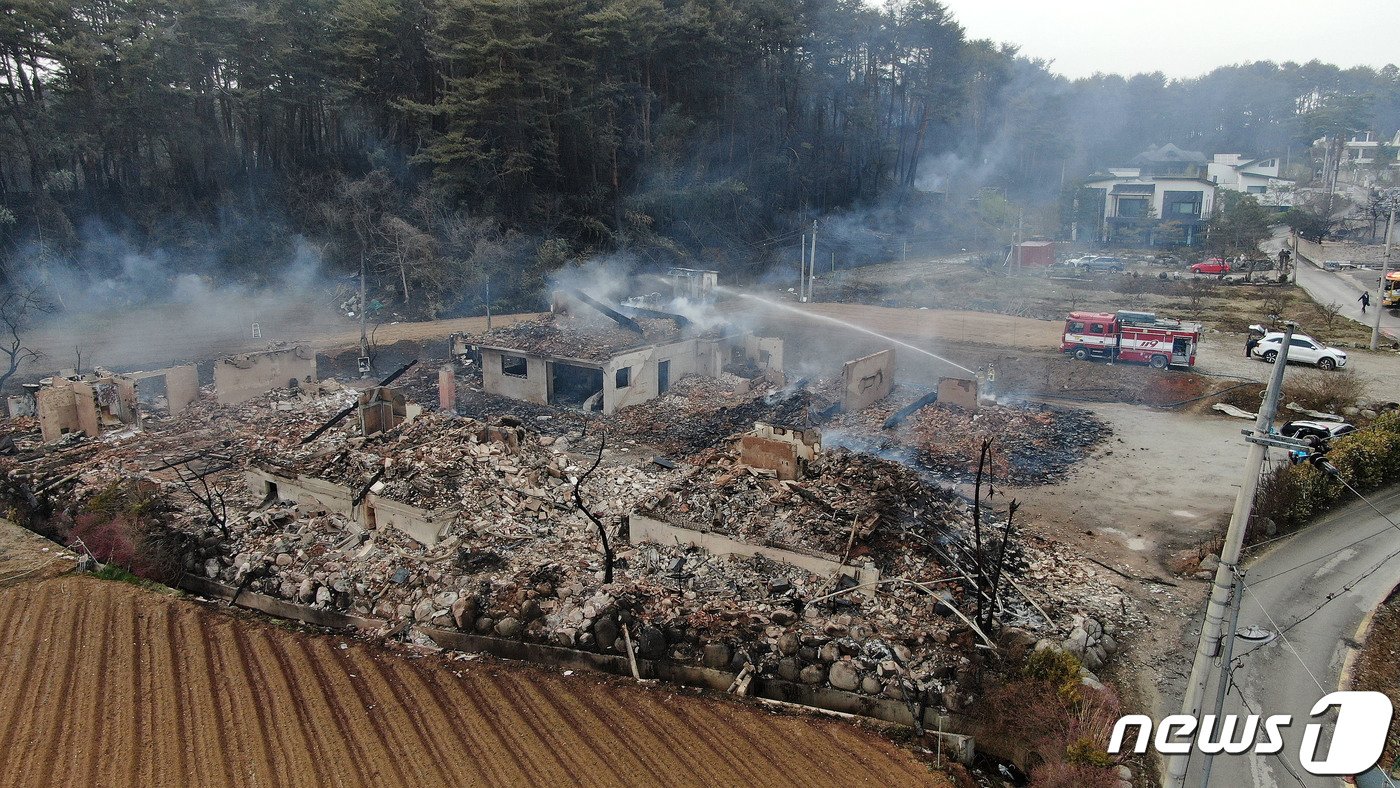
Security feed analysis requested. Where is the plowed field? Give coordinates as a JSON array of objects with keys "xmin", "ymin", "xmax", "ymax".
[{"xmin": 0, "ymin": 547, "xmax": 943, "ymax": 787}]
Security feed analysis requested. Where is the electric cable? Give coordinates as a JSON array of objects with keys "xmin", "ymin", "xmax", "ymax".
[{"xmin": 1223, "ymin": 674, "xmax": 1315, "ymax": 787}]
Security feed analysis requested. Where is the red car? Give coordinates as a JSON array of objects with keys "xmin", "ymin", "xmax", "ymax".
[{"xmin": 1190, "ymin": 258, "xmax": 1231, "ymax": 275}]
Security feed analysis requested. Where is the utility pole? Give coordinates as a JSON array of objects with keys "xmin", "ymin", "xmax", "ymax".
[
  {"xmin": 358, "ymin": 250, "xmax": 369, "ymax": 378},
  {"xmin": 799, "ymin": 234, "xmax": 808, "ymax": 302},
  {"xmin": 1015, "ymin": 212, "xmax": 1024, "ymax": 272},
  {"xmin": 1198, "ymin": 569, "xmax": 1244, "ymax": 787},
  {"xmin": 485, "ymin": 277, "xmax": 492, "ymax": 331},
  {"xmin": 809, "ymin": 220, "xmax": 818, "ymax": 301},
  {"xmin": 1165, "ymin": 323, "xmax": 1295, "ymax": 788},
  {"xmin": 1372, "ymin": 206, "xmax": 1395, "ymax": 350}
]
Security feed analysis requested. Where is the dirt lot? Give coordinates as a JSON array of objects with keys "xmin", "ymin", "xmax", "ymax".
[
  {"xmin": 24, "ymin": 300, "xmax": 541, "ymax": 374},
  {"xmin": 0, "ymin": 522, "xmax": 945, "ymax": 788}
]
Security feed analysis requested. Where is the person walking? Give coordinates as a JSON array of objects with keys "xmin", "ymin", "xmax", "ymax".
[
  {"xmin": 1245, "ymin": 331, "xmax": 1261, "ymax": 358},
  {"xmin": 1360, "ymin": 291, "xmax": 1372, "ymax": 314}
]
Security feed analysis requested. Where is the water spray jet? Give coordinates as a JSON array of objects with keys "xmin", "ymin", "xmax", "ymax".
[{"xmin": 716, "ymin": 286, "xmax": 975, "ymax": 374}]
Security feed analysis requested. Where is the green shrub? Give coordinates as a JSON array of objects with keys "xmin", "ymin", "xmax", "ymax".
[
  {"xmin": 1251, "ymin": 413, "xmax": 1400, "ymax": 543},
  {"xmin": 1065, "ymin": 737, "xmax": 1115, "ymax": 768},
  {"xmin": 1023, "ymin": 648, "xmax": 1083, "ymax": 701}
]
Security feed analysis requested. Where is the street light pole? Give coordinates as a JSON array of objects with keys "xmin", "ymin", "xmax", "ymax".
[{"xmin": 1165, "ymin": 323, "xmax": 1294, "ymax": 788}]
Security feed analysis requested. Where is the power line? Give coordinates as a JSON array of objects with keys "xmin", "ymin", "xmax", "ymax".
[
  {"xmin": 1248, "ymin": 461, "xmax": 1400, "ymax": 586},
  {"xmin": 1224, "ymin": 674, "xmax": 1313, "ymax": 787}
]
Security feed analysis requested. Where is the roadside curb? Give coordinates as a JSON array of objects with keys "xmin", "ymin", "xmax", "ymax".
[
  {"xmin": 1338, "ymin": 579, "xmax": 1400, "ymax": 692},
  {"xmin": 1339, "ymin": 601, "xmax": 1379, "ymax": 692}
]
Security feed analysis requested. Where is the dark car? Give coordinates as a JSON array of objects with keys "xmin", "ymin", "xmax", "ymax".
[
  {"xmin": 1279, "ymin": 420, "xmax": 1357, "ymax": 443},
  {"xmin": 1080, "ymin": 256, "xmax": 1124, "ymax": 272}
]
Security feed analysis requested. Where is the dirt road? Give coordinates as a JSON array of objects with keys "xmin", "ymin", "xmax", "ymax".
[
  {"xmin": 0, "ymin": 524, "xmax": 941, "ymax": 788},
  {"xmin": 26, "ymin": 302, "xmax": 539, "ymax": 373}
]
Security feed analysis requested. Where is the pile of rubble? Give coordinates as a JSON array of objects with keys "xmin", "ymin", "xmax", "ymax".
[
  {"xmin": 640, "ymin": 445, "xmax": 961, "ymax": 559},
  {"xmin": 0, "ymin": 360, "xmax": 1140, "ymax": 712},
  {"xmin": 827, "ymin": 389, "xmax": 1110, "ymax": 485},
  {"xmin": 474, "ymin": 313, "xmax": 691, "ymax": 360}
]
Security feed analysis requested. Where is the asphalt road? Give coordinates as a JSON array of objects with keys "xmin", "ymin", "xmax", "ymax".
[
  {"xmin": 1182, "ymin": 485, "xmax": 1400, "ymax": 787},
  {"xmin": 1259, "ymin": 229, "xmax": 1400, "ymax": 342},
  {"xmin": 1294, "ymin": 262, "xmax": 1400, "ymax": 342}
]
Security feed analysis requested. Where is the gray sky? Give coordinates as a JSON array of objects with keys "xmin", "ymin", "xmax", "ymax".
[{"xmin": 939, "ymin": 0, "xmax": 1400, "ymax": 80}]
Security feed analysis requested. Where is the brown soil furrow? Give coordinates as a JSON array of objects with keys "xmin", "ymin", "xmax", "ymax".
[
  {"xmin": 319, "ymin": 641, "xmax": 439, "ymax": 783},
  {"xmin": 294, "ymin": 637, "xmax": 412, "ymax": 786},
  {"xmin": 0, "ymin": 587, "xmax": 72, "ymax": 785},
  {"xmin": 143, "ymin": 604, "xmax": 192, "ymax": 783},
  {"xmin": 173, "ymin": 609, "xmax": 243, "ymax": 788},
  {"xmin": 40, "ymin": 583, "xmax": 100, "ymax": 788},
  {"xmin": 9, "ymin": 584, "xmax": 88, "ymax": 788},
  {"xmin": 98, "ymin": 593, "xmax": 141, "ymax": 788},
  {"xmin": 210, "ymin": 619, "xmax": 282, "ymax": 787},
  {"xmin": 69, "ymin": 582, "xmax": 118, "ymax": 787},
  {"xmin": 455, "ymin": 668, "xmax": 577, "ymax": 784},
  {"xmin": 0, "ymin": 569, "xmax": 943, "ymax": 788},
  {"xmin": 491, "ymin": 672, "xmax": 627, "ymax": 785},
  {"xmin": 518, "ymin": 676, "xmax": 672, "ymax": 787},
  {"xmin": 424, "ymin": 666, "xmax": 558, "ymax": 785},
  {"xmin": 385, "ymin": 659, "xmax": 506, "ymax": 785},
  {"xmin": 133, "ymin": 605, "xmax": 162, "ymax": 786},
  {"xmin": 347, "ymin": 651, "xmax": 465, "ymax": 784},
  {"xmin": 0, "ymin": 586, "xmax": 48, "ymax": 758},
  {"xmin": 249, "ymin": 629, "xmax": 336, "ymax": 788},
  {"xmin": 228, "ymin": 625, "xmax": 305, "ymax": 782},
  {"xmin": 658, "ymin": 696, "xmax": 787, "ymax": 786},
  {"xmin": 575, "ymin": 681, "xmax": 737, "ymax": 785},
  {"xmin": 830, "ymin": 723, "xmax": 928, "ymax": 781}
]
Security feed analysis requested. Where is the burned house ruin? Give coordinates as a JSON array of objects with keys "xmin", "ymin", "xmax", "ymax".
[
  {"xmin": 463, "ymin": 293, "xmax": 783, "ymax": 415},
  {"xmin": 35, "ymin": 365, "xmax": 199, "ymax": 442}
]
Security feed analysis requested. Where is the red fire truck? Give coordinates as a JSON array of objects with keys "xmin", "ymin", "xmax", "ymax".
[{"xmin": 1060, "ymin": 310, "xmax": 1202, "ymax": 369}]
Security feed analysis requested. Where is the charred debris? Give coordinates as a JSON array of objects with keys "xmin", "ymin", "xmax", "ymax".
[{"xmin": 0, "ymin": 290, "xmax": 1130, "ymax": 716}]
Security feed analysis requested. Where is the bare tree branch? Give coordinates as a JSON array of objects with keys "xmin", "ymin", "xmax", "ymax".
[
  {"xmin": 573, "ymin": 421, "xmax": 613, "ymax": 584},
  {"xmin": 0, "ymin": 287, "xmax": 51, "ymax": 393}
]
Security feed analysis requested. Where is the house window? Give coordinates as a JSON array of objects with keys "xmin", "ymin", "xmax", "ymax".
[
  {"xmin": 501, "ymin": 355, "xmax": 528, "ymax": 377},
  {"xmin": 615, "ymin": 367, "xmax": 631, "ymax": 388},
  {"xmin": 1164, "ymin": 190, "xmax": 1202, "ymax": 218},
  {"xmin": 1117, "ymin": 199, "xmax": 1148, "ymax": 218},
  {"xmin": 1247, "ymin": 185, "xmax": 1267, "ymax": 194}
]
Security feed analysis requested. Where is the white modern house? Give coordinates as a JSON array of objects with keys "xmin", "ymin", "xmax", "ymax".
[
  {"xmin": 1080, "ymin": 144, "xmax": 1217, "ymax": 246},
  {"xmin": 1207, "ymin": 154, "xmax": 1294, "ymax": 207}
]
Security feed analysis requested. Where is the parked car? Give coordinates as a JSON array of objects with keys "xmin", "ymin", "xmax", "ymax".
[
  {"xmin": 1323, "ymin": 260, "xmax": 1343, "ymax": 271},
  {"xmin": 1190, "ymin": 258, "xmax": 1231, "ymax": 275},
  {"xmin": 1279, "ymin": 420, "xmax": 1357, "ymax": 442},
  {"xmin": 1252, "ymin": 333, "xmax": 1349, "ymax": 370},
  {"xmin": 1080, "ymin": 256, "xmax": 1125, "ymax": 272}
]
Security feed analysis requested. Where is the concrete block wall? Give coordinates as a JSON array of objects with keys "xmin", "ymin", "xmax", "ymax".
[
  {"xmin": 841, "ymin": 349, "xmax": 895, "ymax": 412},
  {"xmin": 163, "ymin": 365, "xmax": 200, "ymax": 414},
  {"xmin": 480, "ymin": 349, "xmax": 551, "ymax": 406},
  {"xmin": 245, "ymin": 468, "xmax": 450, "ymax": 546},
  {"xmin": 214, "ymin": 346, "xmax": 317, "ymax": 405},
  {"xmin": 36, "ymin": 385, "xmax": 81, "ymax": 442},
  {"xmin": 629, "ymin": 513, "xmax": 879, "ymax": 594}
]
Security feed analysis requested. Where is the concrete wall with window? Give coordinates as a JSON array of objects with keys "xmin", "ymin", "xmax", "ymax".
[
  {"xmin": 480, "ymin": 348, "xmax": 550, "ymax": 405},
  {"xmin": 601, "ymin": 338, "xmax": 723, "ymax": 415}
]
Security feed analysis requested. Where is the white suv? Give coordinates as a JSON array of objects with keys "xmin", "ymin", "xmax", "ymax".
[{"xmin": 1252, "ymin": 333, "xmax": 1348, "ymax": 370}]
